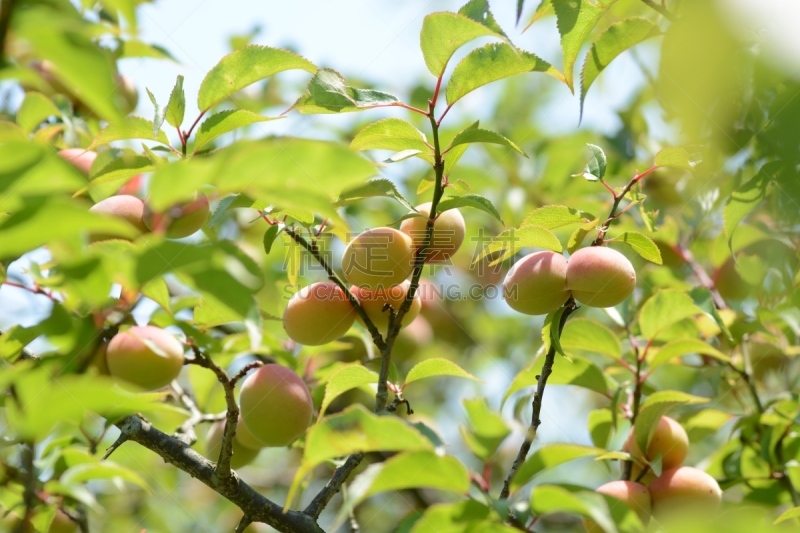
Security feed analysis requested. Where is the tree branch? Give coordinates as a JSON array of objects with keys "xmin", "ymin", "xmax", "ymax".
[{"xmin": 172, "ymin": 381, "xmax": 225, "ymax": 446}]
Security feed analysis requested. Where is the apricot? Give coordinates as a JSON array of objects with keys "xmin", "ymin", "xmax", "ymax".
[
  {"xmin": 503, "ymin": 251, "xmax": 570, "ymax": 315},
  {"xmin": 624, "ymin": 416, "xmax": 689, "ymax": 472},
  {"xmin": 106, "ymin": 326, "xmax": 184, "ymax": 390},
  {"xmin": 239, "ymin": 364, "xmax": 313, "ymax": 447},
  {"xmin": 341, "ymin": 227, "xmax": 414, "ymax": 290},
  {"xmin": 582, "ymin": 480, "xmax": 650, "ymax": 532},
  {"xmin": 649, "ymin": 466, "xmax": 722, "ymax": 515},
  {"xmin": 566, "ymin": 246, "xmax": 636, "ymax": 308},
  {"xmin": 205, "ymin": 419, "xmax": 259, "ymax": 469},
  {"xmin": 350, "ymin": 280, "xmax": 422, "ymax": 333},
  {"xmin": 117, "ymin": 174, "xmax": 144, "ymax": 196},
  {"xmin": 234, "ymin": 413, "xmax": 265, "ymax": 450},
  {"xmin": 283, "ymin": 282, "xmax": 356, "ymax": 346},
  {"xmin": 399, "ymin": 202, "xmax": 466, "ymax": 263},
  {"xmin": 143, "ymin": 192, "xmax": 210, "ymax": 239},
  {"xmin": 89, "ymin": 195, "xmax": 148, "ymax": 240},
  {"xmin": 58, "ymin": 148, "xmax": 97, "ymax": 176}
]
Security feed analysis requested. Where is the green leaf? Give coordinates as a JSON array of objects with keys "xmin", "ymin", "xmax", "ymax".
[
  {"xmin": 690, "ymin": 287, "xmax": 734, "ymax": 343},
  {"xmin": 404, "ymin": 358, "xmax": 481, "ymax": 387},
  {"xmin": 350, "ymin": 118, "xmax": 432, "ymax": 162},
  {"xmin": 473, "ymin": 225, "xmax": 562, "ymax": 266},
  {"xmin": 335, "ymin": 178, "xmax": 416, "ymax": 211},
  {"xmin": 89, "ymin": 116, "xmax": 171, "ymax": 149},
  {"xmin": 437, "ymin": 194, "xmax": 503, "ymax": 224},
  {"xmin": 638, "ymin": 290, "xmax": 703, "ymax": 340},
  {"xmin": 774, "ymin": 506, "xmax": 800, "ymax": 525},
  {"xmin": 194, "ymin": 109, "xmax": 277, "ymax": 152},
  {"xmin": 262, "ymin": 224, "xmax": 280, "ymax": 255},
  {"xmin": 61, "ymin": 462, "xmax": 150, "ymax": 491},
  {"xmin": 165, "ymin": 75, "xmax": 185, "ymax": 128},
  {"xmin": 560, "ymin": 318, "xmax": 621, "ymax": 359},
  {"xmin": 447, "ymin": 123, "xmax": 527, "ymax": 157},
  {"xmin": 0, "ymin": 121, "xmax": 27, "ymax": 142},
  {"xmin": 552, "ymin": 0, "xmax": 617, "ymax": 92},
  {"xmin": 542, "ymin": 307, "xmax": 569, "ymax": 358},
  {"xmin": 460, "ymin": 398, "xmax": 511, "ymax": 461},
  {"xmin": 649, "ymin": 338, "xmax": 729, "ymax": 369},
  {"xmin": 523, "ymin": 0, "xmax": 554, "ymax": 31},
  {"xmin": 198, "ymin": 45, "xmax": 315, "ymax": 111},
  {"xmin": 145, "ymin": 88, "xmax": 166, "ymax": 136},
  {"xmin": 723, "ymin": 162, "xmax": 778, "ymax": 252},
  {"xmin": 118, "ymin": 39, "xmax": 176, "ymax": 60},
  {"xmin": 16, "ymin": 92, "xmax": 61, "ymax": 133},
  {"xmin": 292, "ymin": 69, "xmax": 401, "ymax": 114},
  {"xmin": 319, "ymin": 365, "xmax": 378, "ymax": 419},
  {"xmin": 615, "ymin": 231, "xmax": 662, "ymax": 264},
  {"xmin": 446, "ymin": 43, "xmax": 560, "ymax": 106},
  {"xmin": 83, "ymin": 154, "xmax": 154, "ymax": 190},
  {"xmin": 419, "ymin": 1, "xmax": 508, "ymax": 77},
  {"xmin": 409, "ymin": 501, "xmax": 500, "ymax": 533},
  {"xmin": 511, "ymin": 444, "xmax": 603, "ymax": 492},
  {"xmin": 654, "ymin": 146, "xmax": 701, "ymax": 170},
  {"xmin": 567, "ymin": 219, "xmax": 598, "ymax": 253},
  {"xmin": 383, "ymin": 149, "xmax": 422, "ymax": 163},
  {"xmin": 521, "ymin": 205, "xmax": 594, "ymax": 230},
  {"xmin": 581, "ymin": 18, "xmax": 660, "ymax": 113},
  {"xmin": 588, "ymin": 408, "xmax": 613, "ymax": 448},
  {"xmin": 576, "ymin": 143, "xmax": 606, "ymax": 181},
  {"xmin": 634, "ymin": 391, "xmax": 709, "ymax": 456},
  {"xmin": 504, "ymin": 354, "xmax": 609, "ymax": 404}
]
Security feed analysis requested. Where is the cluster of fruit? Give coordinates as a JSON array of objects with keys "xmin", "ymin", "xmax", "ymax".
[{"xmin": 584, "ymin": 416, "xmax": 722, "ymax": 531}]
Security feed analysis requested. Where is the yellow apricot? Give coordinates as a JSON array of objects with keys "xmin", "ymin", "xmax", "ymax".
[
  {"xmin": 283, "ymin": 282, "xmax": 356, "ymax": 346},
  {"xmin": 239, "ymin": 365, "xmax": 313, "ymax": 447},
  {"xmin": 106, "ymin": 326, "xmax": 184, "ymax": 390},
  {"xmin": 341, "ymin": 227, "xmax": 414, "ymax": 290},
  {"xmin": 624, "ymin": 416, "xmax": 689, "ymax": 472},
  {"xmin": 143, "ymin": 192, "xmax": 210, "ymax": 239},
  {"xmin": 350, "ymin": 280, "xmax": 422, "ymax": 333},
  {"xmin": 503, "ymin": 251, "xmax": 570, "ymax": 315},
  {"xmin": 89, "ymin": 195, "xmax": 148, "ymax": 240},
  {"xmin": 58, "ymin": 148, "xmax": 97, "ymax": 176},
  {"xmin": 649, "ymin": 466, "xmax": 722, "ymax": 516},
  {"xmin": 583, "ymin": 480, "xmax": 651, "ymax": 532},
  {"xmin": 399, "ymin": 202, "xmax": 466, "ymax": 263},
  {"xmin": 566, "ymin": 246, "xmax": 636, "ymax": 307},
  {"xmin": 205, "ymin": 419, "xmax": 259, "ymax": 469}
]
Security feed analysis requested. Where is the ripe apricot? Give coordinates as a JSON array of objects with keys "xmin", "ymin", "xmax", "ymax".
[
  {"xmin": 566, "ymin": 246, "xmax": 636, "ymax": 307},
  {"xmin": 58, "ymin": 148, "xmax": 97, "ymax": 176},
  {"xmin": 234, "ymin": 413, "xmax": 265, "ymax": 450},
  {"xmin": 283, "ymin": 282, "xmax": 356, "ymax": 346},
  {"xmin": 583, "ymin": 480, "xmax": 650, "ymax": 532},
  {"xmin": 649, "ymin": 466, "xmax": 722, "ymax": 515},
  {"xmin": 341, "ymin": 227, "xmax": 414, "ymax": 290},
  {"xmin": 624, "ymin": 416, "xmax": 689, "ymax": 472},
  {"xmin": 143, "ymin": 192, "xmax": 210, "ymax": 239},
  {"xmin": 106, "ymin": 326, "xmax": 184, "ymax": 390},
  {"xmin": 399, "ymin": 202, "xmax": 465, "ymax": 263},
  {"xmin": 205, "ymin": 419, "xmax": 259, "ymax": 469},
  {"xmin": 239, "ymin": 364, "xmax": 313, "ymax": 447},
  {"xmin": 350, "ymin": 280, "xmax": 422, "ymax": 332},
  {"xmin": 89, "ymin": 195, "xmax": 148, "ymax": 240},
  {"xmin": 503, "ymin": 251, "xmax": 570, "ymax": 315}
]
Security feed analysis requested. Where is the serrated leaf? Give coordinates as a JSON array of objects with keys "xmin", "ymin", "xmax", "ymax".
[
  {"xmin": 262, "ymin": 224, "xmax": 280, "ymax": 255},
  {"xmin": 350, "ymin": 118, "xmax": 432, "ymax": 162},
  {"xmin": 634, "ymin": 391, "xmax": 709, "ymax": 455},
  {"xmin": 198, "ymin": 45, "xmax": 316, "ymax": 111},
  {"xmin": 61, "ymin": 462, "xmax": 150, "ymax": 491},
  {"xmin": 567, "ymin": 219, "xmax": 598, "ymax": 253},
  {"xmin": 511, "ymin": 444, "xmax": 603, "ymax": 492},
  {"xmin": 404, "ymin": 358, "xmax": 481, "ymax": 387},
  {"xmin": 194, "ymin": 109, "xmax": 277, "ymax": 152},
  {"xmin": 588, "ymin": 408, "xmax": 613, "ymax": 448},
  {"xmin": 448, "ymin": 123, "xmax": 527, "ymax": 157},
  {"xmin": 437, "ymin": 194, "xmax": 503, "ymax": 224},
  {"xmin": 89, "ymin": 116, "xmax": 171, "ymax": 149},
  {"xmin": 576, "ymin": 143, "xmax": 606, "ymax": 181},
  {"xmin": 446, "ymin": 43, "xmax": 561, "ymax": 106},
  {"xmin": 581, "ymin": 18, "xmax": 660, "ymax": 115},
  {"xmin": 164, "ymin": 75, "xmax": 185, "ymax": 128},
  {"xmin": 207, "ymin": 194, "xmax": 248, "ymax": 228},
  {"xmin": 649, "ymin": 338, "xmax": 729, "ymax": 369},
  {"xmin": 319, "ymin": 365, "xmax": 378, "ymax": 419},
  {"xmin": 522, "ymin": 205, "xmax": 594, "ymax": 230},
  {"xmin": 553, "ymin": 0, "xmax": 617, "ymax": 92},
  {"xmin": 335, "ymin": 177, "xmax": 416, "ymax": 211},
  {"xmin": 615, "ymin": 231, "xmax": 662, "ymax": 264},
  {"xmin": 723, "ymin": 162, "xmax": 777, "ymax": 252},
  {"xmin": 639, "ymin": 290, "xmax": 702, "ymax": 340},
  {"xmin": 474, "ymin": 225, "xmax": 562, "ymax": 266},
  {"xmin": 292, "ymin": 69, "xmax": 400, "ymax": 114},
  {"xmin": 16, "ymin": 92, "xmax": 61, "ymax": 134},
  {"xmin": 504, "ymin": 353, "xmax": 609, "ymax": 405},
  {"xmin": 689, "ymin": 287, "xmax": 734, "ymax": 343},
  {"xmin": 82, "ymin": 155, "xmax": 154, "ymax": 190},
  {"xmin": 654, "ymin": 146, "xmax": 700, "ymax": 170},
  {"xmin": 461, "ymin": 398, "xmax": 510, "ymax": 461},
  {"xmin": 145, "ymin": 88, "xmax": 166, "ymax": 137},
  {"xmin": 774, "ymin": 506, "xmax": 800, "ymax": 525},
  {"xmin": 384, "ymin": 149, "xmax": 422, "ymax": 163},
  {"xmin": 560, "ymin": 318, "xmax": 621, "ymax": 359},
  {"xmin": 118, "ymin": 40, "xmax": 176, "ymax": 61},
  {"xmin": 420, "ymin": 2, "xmax": 508, "ymax": 77},
  {"xmin": 523, "ymin": 0, "xmax": 553, "ymax": 31}
]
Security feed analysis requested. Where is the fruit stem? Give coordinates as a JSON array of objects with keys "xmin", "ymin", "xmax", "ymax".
[{"xmin": 593, "ymin": 165, "xmax": 658, "ymax": 245}]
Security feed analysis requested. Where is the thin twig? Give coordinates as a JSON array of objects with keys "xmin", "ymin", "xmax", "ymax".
[
  {"xmin": 172, "ymin": 381, "xmax": 225, "ymax": 445},
  {"xmin": 236, "ymin": 514, "xmax": 253, "ymax": 533},
  {"xmin": 593, "ymin": 166, "xmax": 658, "ymax": 245}
]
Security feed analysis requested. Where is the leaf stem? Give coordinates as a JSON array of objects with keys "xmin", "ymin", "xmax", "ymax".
[
  {"xmin": 640, "ymin": 0, "xmax": 676, "ymax": 22},
  {"xmin": 593, "ymin": 165, "xmax": 657, "ymax": 245}
]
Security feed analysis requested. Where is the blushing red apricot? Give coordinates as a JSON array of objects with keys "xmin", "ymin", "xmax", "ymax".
[
  {"xmin": 623, "ymin": 416, "xmax": 689, "ymax": 472},
  {"xmin": 399, "ymin": 202, "xmax": 466, "ymax": 263},
  {"xmin": 341, "ymin": 227, "xmax": 414, "ymax": 290},
  {"xmin": 143, "ymin": 192, "xmax": 210, "ymax": 239},
  {"xmin": 106, "ymin": 326, "xmax": 184, "ymax": 390},
  {"xmin": 350, "ymin": 280, "xmax": 422, "ymax": 332},
  {"xmin": 582, "ymin": 480, "xmax": 651, "ymax": 532},
  {"xmin": 566, "ymin": 246, "xmax": 636, "ymax": 307},
  {"xmin": 205, "ymin": 419, "xmax": 259, "ymax": 469},
  {"xmin": 283, "ymin": 282, "xmax": 356, "ymax": 346},
  {"xmin": 239, "ymin": 365, "xmax": 313, "ymax": 447},
  {"xmin": 649, "ymin": 466, "xmax": 722, "ymax": 515},
  {"xmin": 89, "ymin": 195, "xmax": 148, "ymax": 239},
  {"xmin": 503, "ymin": 251, "xmax": 570, "ymax": 315},
  {"xmin": 58, "ymin": 148, "xmax": 97, "ymax": 176}
]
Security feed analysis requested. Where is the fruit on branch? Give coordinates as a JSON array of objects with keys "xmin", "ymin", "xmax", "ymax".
[
  {"xmin": 239, "ymin": 364, "xmax": 313, "ymax": 447},
  {"xmin": 88, "ymin": 195, "xmax": 148, "ymax": 240},
  {"xmin": 283, "ymin": 281, "xmax": 356, "ymax": 346},
  {"xmin": 624, "ymin": 416, "xmax": 689, "ymax": 474},
  {"xmin": 566, "ymin": 246, "xmax": 636, "ymax": 307},
  {"xmin": 234, "ymin": 413, "xmax": 266, "ymax": 450},
  {"xmin": 106, "ymin": 326, "xmax": 185, "ymax": 390},
  {"xmin": 582, "ymin": 480, "xmax": 651, "ymax": 532},
  {"xmin": 143, "ymin": 192, "xmax": 210, "ymax": 239},
  {"xmin": 117, "ymin": 174, "xmax": 144, "ymax": 196},
  {"xmin": 399, "ymin": 202, "xmax": 465, "ymax": 263},
  {"xmin": 649, "ymin": 466, "xmax": 722, "ymax": 515},
  {"xmin": 350, "ymin": 280, "xmax": 422, "ymax": 332},
  {"xmin": 342, "ymin": 227, "xmax": 414, "ymax": 289},
  {"xmin": 502, "ymin": 251, "xmax": 570, "ymax": 315},
  {"xmin": 205, "ymin": 419, "xmax": 260, "ymax": 469},
  {"xmin": 58, "ymin": 148, "xmax": 97, "ymax": 176}
]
